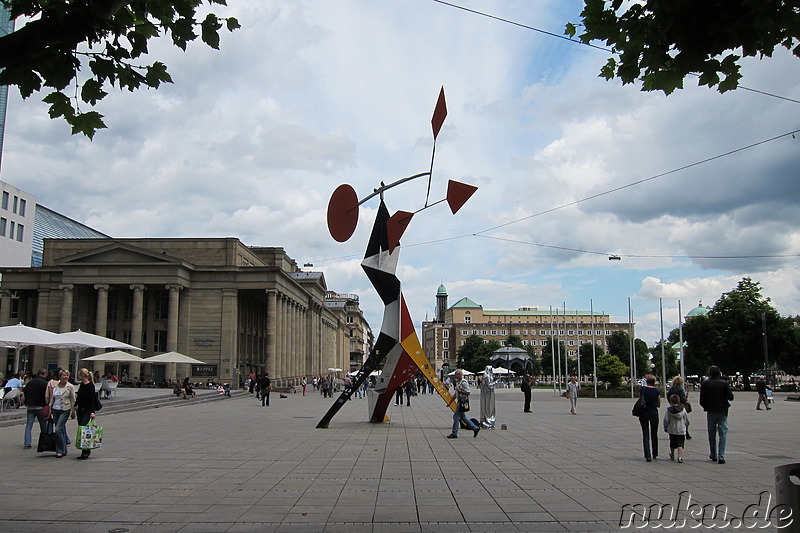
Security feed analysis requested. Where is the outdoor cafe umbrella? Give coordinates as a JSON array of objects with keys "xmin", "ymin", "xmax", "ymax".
[
  {"xmin": 81, "ymin": 350, "xmax": 144, "ymax": 362},
  {"xmin": 143, "ymin": 352, "xmax": 206, "ymax": 364},
  {"xmin": 0, "ymin": 323, "xmax": 63, "ymax": 373},
  {"xmin": 478, "ymin": 367, "xmax": 516, "ymax": 375},
  {"xmin": 53, "ymin": 329, "xmax": 142, "ymax": 377}
]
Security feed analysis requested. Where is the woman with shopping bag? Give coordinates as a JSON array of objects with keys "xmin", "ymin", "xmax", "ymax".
[{"xmin": 75, "ymin": 368, "xmax": 100, "ymax": 460}]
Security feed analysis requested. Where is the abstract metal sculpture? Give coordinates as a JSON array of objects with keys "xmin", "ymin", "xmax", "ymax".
[{"xmin": 317, "ymin": 87, "xmax": 477, "ymax": 428}]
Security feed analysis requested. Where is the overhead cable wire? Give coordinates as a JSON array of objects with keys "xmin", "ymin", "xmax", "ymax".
[
  {"xmin": 473, "ymin": 128, "xmax": 800, "ymax": 235},
  {"xmin": 431, "ymin": 0, "xmax": 800, "ymax": 106},
  {"xmin": 309, "ymin": 128, "xmax": 800, "ymax": 265}
]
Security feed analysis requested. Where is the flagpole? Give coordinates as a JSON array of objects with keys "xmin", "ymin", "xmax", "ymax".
[
  {"xmin": 660, "ymin": 298, "xmax": 667, "ymax": 396},
  {"xmin": 591, "ymin": 299, "xmax": 597, "ymax": 398}
]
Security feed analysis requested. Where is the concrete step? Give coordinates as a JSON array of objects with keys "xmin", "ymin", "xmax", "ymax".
[{"xmin": 0, "ymin": 389, "xmax": 247, "ymax": 428}]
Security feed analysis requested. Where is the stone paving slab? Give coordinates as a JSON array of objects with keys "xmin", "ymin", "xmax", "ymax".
[{"xmin": 0, "ymin": 387, "xmax": 797, "ymax": 532}]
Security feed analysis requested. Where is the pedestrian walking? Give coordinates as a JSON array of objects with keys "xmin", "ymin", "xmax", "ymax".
[
  {"xmin": 699, "ymin": 365, "xmax": 734, "ymax": 464},
  {"xmin": 638, "ymin": 374, "xmax": 661, "ymax": 462},
  {"xmin": 520, "ymin": 373, "xmax": 533, "ymax": 413},
  {"xmin": 446, "ymin": 370, "xmax": 480, "ymax": 439}
]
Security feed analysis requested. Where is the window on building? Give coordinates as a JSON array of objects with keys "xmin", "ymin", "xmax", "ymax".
[
  {"xmin": 9, "ymin": 220, "xmax": 14, "ymax": 238},
  {"xmin": 514, "ymin": 329, "xmax": 520, "ymax": 335},
  {"xmin": 443, "ymin": 340, "xmax": 449, "ymax": 349},
  {"xmin": 349, "ymin": 329, "xmax": 354, "ymax": 337},
  {"xmin": 442, "ymin": 330, "xmax": 449, "ymax": 338},
  {"xmin": 155, "ymin": 289, "xmax": 170, "ymax": 319},
  {"xmin": 481, "ymin": 330, "xmax": 488, "ymax": 336},
  {"xmin": 568, "ymin": 330, "xmax": 574, "ymax": 335},
  {"xmin": 153, "ymin": 330, "xmax": 167, "ymax": 352},
  {"xmin": 346, "ymin": 316, "xmax": 354, "ymax": 324},
  {"xmin": 18, "ymin": 198, "xmax": 26, "ymax": 217},
  {"xmin": 10, "ymin": 298, "xmax": 20, "ymax": 320},
  {"xmin": 443, "ymin": 350, "xmax": 449, "ymax": 358},
  {"xmin": 12, "ymin": 196, "xmax": 18, "ymax": 213},
  {"xmin": 0, "ymin": 217, "xmax": 5, "ymax": 236},
  {"xmin": 1, "ymin": 191, "xmax": 8, "ymax": 209},
  {"xmin": 522, "ymin": 340, "xmax": 528, "ymax": 346},
  {"xmin": 461, "ymin": 329, "xmax": 468, "ymax": 335},
  {"xmin": 460, "ymin": 340, "xmax": 466, "ymax": 346},
  {"xmin": 540, "ymin": 329, "xmax": 547, "ymax": 335},
  {"xmin": 16, "ymin": 224, "xmax": 23, "ymax": 242},
  {"xmin": 568, "ymin": 340, "xmax": 575, "ymax": 346},
  {"xmin": 490, "ymin": 330, "xmax": 497, "ymax": 336},
  {"xmin": 578, "ymin": 330, "xmax": 584, "ymax": 335},
  {"xmin": 465, "ymin": 316, "xmax": 471, "ymax": 323}
]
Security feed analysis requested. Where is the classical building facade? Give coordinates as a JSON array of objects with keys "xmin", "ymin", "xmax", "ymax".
[
  {"xmin": 422, "ymin": 285, "xmax": 632, "ymax": 376},
  {"xmin": 323, "ymin": 291, "xmax": 371, "ymax": 371},
  {"xmin": 0, "ymin": 238, "xmax": 365, "ymax": 385}
]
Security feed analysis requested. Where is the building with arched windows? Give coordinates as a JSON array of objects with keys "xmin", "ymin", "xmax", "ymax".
[{"xmin": 421, "ymin": 284, "xmax": 632, "ymax": 376}]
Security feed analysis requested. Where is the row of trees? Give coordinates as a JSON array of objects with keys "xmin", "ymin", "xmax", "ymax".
[{"xmin": 456, "ymin": 278, "xmax": 799, "ymax": 387}]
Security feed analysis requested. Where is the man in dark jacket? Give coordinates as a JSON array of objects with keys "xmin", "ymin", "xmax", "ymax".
[
  {"xmin": 755, "ymin": 377, "xmax": 770, "ymax": 410},
  {"xmin": 257, "ymin": 373, "xmax": 271, "ymax": 406},
  {"xmin": 699, "ymin": 365, "xmax": 734, "ymax": 464},
  {"xmin": 22, "ymin": 368, "xmax": 49, "ymax": 449},
  {"xmin": 520, "ymin": 373, "xmax": 533, "ymax": 413}
]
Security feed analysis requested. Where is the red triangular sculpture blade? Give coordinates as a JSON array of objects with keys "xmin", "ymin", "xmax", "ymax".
[
  {"xmin": 386, "ymin": 210, "xmax": 413, "ymax": 254},
  {"xmin": 431, "ymin": 87, "xmax": 447, "ymax": 140},
  {"xmin": 446, "ymin": 180, "xmax": 478, "ymax": 214}
]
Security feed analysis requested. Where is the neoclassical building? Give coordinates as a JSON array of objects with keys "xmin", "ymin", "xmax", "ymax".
[
  {"xmin": 0, "ymin": 238, "xmax": 366, "ymax": 385},
  {"xmin": 422, "ymin": 284, "xmax": 632, "ymax": 376}
]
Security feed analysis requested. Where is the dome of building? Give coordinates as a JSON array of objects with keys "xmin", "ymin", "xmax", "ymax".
[
  {"xmin": 437, "ymin": 284, "xmax": 447, "ymax": 296},
  {"xmin": 686, "ymin": 301, "xmax": 711, "ymax": 319}
]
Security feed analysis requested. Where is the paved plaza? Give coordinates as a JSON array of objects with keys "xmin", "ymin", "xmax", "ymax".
[{"xmin": 1, "ymin": 386, "xmax": 798, "ymax": 532}]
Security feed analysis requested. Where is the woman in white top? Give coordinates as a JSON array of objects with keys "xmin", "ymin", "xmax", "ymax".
[{"xmin": 46, "ymin": 370, "xmax": 76, "ymax": 458}]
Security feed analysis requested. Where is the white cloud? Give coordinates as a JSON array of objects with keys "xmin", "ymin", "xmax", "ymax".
[{"xmin": 4, "ymin": 0, "xmax": 800, "ymax": 348}]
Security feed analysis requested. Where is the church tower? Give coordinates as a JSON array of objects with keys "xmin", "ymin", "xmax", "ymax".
[{"xmin": 435, "ymin": 284, "xmax": 448, "ymax": 323}]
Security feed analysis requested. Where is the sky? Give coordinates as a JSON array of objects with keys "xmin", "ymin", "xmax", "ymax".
[{"xmin": 4, "ymin": 0, "xmax": 800, "ymax": 349}]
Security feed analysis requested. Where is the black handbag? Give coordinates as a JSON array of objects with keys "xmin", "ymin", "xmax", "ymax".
[
  {"xmin": 632, "ymin": 392, "xmax": 646, "ymax": 417},
  {"xmin": 37, "ymin": 418, "xmax": 56, "ymax": 453},
  {"xmin": 94, "ymin": 392, "xmax": 103, "ymax": 411},
  {"xmin": 457, "ymin": 396, "xmax": 470, "ymax": 413}
]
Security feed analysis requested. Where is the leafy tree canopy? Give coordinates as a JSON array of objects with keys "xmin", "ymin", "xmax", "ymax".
[
  {"xmin": 596, "ymin": 352, "xmax": 629, "ymax": 388},
  {"xmin": 683, "ymin": 277, "xmax": 800, "ymax": 376},
  {"xmin": 565, "ymin": 0, "xmax": 800, "ymax": 95},
  {"xmin": 0, "ymin": 0, "xmax": 240, "ymax": 138},
  {"xmin": 456, "ymin": 335, "xmax": 501, "ymax": 374}
]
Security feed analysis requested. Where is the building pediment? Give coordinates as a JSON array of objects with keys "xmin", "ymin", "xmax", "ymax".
[{"xmin": 54, "ymin": 242, "xmax": 189, "ymax": 267}]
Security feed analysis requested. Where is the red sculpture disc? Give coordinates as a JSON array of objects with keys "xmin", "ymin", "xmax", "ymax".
[{"xmin": 327, "ymin": 184, "xmax": 359, "ymax": 242}]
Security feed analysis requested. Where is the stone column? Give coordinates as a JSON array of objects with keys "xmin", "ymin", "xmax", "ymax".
[
  {"xmin": 220, "ymin": 288, "xmax": 238, "ymax": 385},
  {"xmin": 166, "ymin": 284, "xmax": 182, "ymax": 381},
  {"xmin": 94, "ymin": 284, "xmax": 110, "ymax": 356},
  {"xmin": 266, "ymin": 290, "xmax": 277, "ymax": 379},
  {"xmin": 278, "ymin": 294, "xmax": 286, "ymax": 382},
  {"xmin": 129, "ymin": 285, "xmax": 145, "ymax": 380},
  {"xmin": 0, "ymin": 289, "xmax": 11, "ymax": 327},
  {"xmin": 58, "ymin": 284, "xmax": 74, "ymax": 372},
  {"xmin": 31, "ymin": 289, "xmax": 51, "ymax": 372},
  {"xmin": 0, "ymin": 290, "xmax": 10, "ymax": 372}
]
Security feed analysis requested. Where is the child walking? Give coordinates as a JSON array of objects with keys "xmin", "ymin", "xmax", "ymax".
[{"xmin": 663, "ymin": 393, "xmax": 689, "ymax": 463}]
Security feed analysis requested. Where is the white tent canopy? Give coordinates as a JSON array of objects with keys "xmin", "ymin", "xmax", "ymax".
[
  {"xmin": 447, "ymin": 370, "xmax": 474, "ymax": 376},
  {"xmin": 143, "ymin": 352, "xmax": 206, "ymax": 365},
  {"xmin": 54, "ymin": 329, "xmax": 143, "ymax": 374},
  {"xmin": 81, "ymin": 350, "xmax": 144, "ymax": 362},
  {"xmin": 478, "ymin": 367, "xmax": 516, "ymax": 375},
  {"xmin": 0, "ymin": 323, "xmax": 63, "ymax": 372}
]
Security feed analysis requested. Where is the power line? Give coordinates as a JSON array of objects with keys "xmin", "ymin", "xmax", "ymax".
[
  {"xmin": 474, "ymin": 128, "xmax": 800, "ymax": 235},
  {"xmin": 431, "ymin": 0, "xmax": 800, "ymax": 106},
  {"xmin": 310, "ymin": 128, "xmax": 800, "ymax": 264}
]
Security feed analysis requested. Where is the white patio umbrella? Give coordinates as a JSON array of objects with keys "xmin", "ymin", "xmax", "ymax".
[
  {"xmin": 478, "ymin": 367, "xmax": 516, "ymax": 375},
  {"xmin": 53, "ymin": 329, "xmax": 142, "ymax": 377},
  {"xmin": 81, "ymin": 350, "xmax": 144, "ymax": 362},
  {"xmin": 0, "ymin": 323, "xmax": 63, "ymax": 373},
  {"xmin": 143, "ymin": 352, "xmax": 206, "ymax": 364},
  {"xmin": 447, "ymin": 370, "xmax": 474, "ymax": 376}
]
